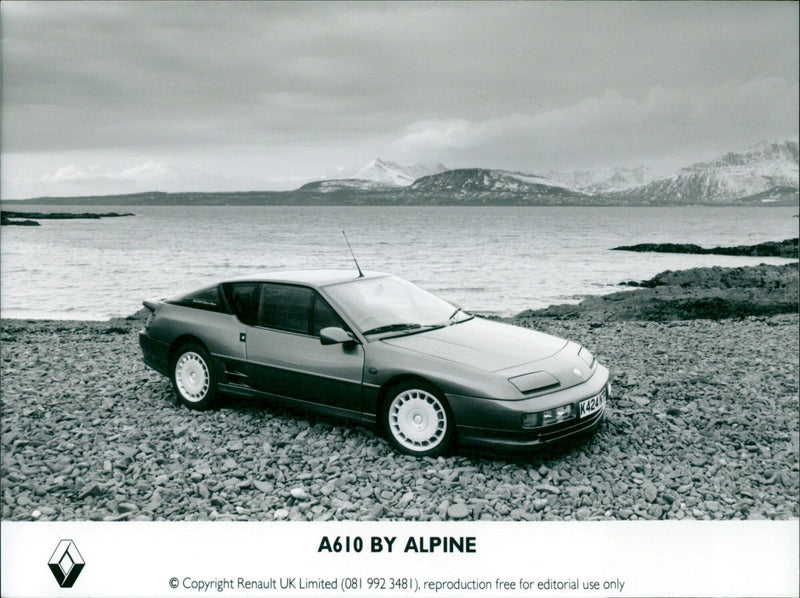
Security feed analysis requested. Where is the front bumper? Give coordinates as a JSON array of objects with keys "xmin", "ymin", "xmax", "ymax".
[{"xmin": 447, "ymin": 365, "xmax": 610, "ymax": 452}]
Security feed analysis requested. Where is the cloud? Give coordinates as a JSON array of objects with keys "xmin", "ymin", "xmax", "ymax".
[
  {"xmin": 112, "ymin": 161, "xmax": 174, "ymax": 180},
  {"xmin": 40, "ymin": 161, "xmax": 177, "ymax": 185},
  {"xmin": 1, "ymin": 3, "xmax": 796, "ymax": 195},
  {"xmin": 2, "ymin": 2, "xmax": 796, "ymax": 157},
  {"xmin": 10, "ymin": 157, "xmax": 311, "ymax": 198},
  {"xmin": 390, "ymin": 78, "xmax": 799, "ymax": 171}
]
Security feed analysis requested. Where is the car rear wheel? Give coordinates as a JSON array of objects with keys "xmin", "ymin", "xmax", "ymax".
[
  {"xmin": 383, "ymin": 382, "xmax": 453, "ymax": 457},
  {"xmin": 171, "ymin": 343, "xmax": 217, "ymax": 410}
]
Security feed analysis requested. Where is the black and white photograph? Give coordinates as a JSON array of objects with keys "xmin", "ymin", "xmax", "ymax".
[{"xmin": 1, "ymin": 2, "xmax": 798, "ymax": 597}]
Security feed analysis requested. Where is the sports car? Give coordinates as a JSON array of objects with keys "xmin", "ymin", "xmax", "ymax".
[{"xmin": 139, "ymin": 270, "xmax": 610, "ymax": 456}]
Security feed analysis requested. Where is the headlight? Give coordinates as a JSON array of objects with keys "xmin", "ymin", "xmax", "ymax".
[{"xmin": 522, "ymin": 403, "xmax": 576, "ymax": 428}]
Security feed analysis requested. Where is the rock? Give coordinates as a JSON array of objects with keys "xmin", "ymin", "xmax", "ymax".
[
  {"xmin": 403, "ymin": 507, "xmax": 421, "ymax": 519},
  {"xmin": 290, "ymin": 488, "xmax": 309, "ymax": 500},
  {"xmin": 689, "ymin": 455, "xmax": 707, "ymax": 467},
  {"xmin": 447, "ymin": 503, "xmax": 470, "ymax": 520},
  {"xmin": 398, "ymin": 492, "xmax": 414, "ymax": 508},
  {"xmin": 77, "ymin": 483, "xmax": 102, "ymax": 500},
  {"xmin": 643, "ymin": 484, "xmax": 658, "ymax": 503},
  {"xmin": 533, "ymin": 498, "xmax": 549, "ymax": 511},
  {"xmin": 252, "ymin": 480, "xmax": 273, "ymax": 494},
  {"xmin": 273, "ymin": 509, "xmax": 289, "ymax": 520}
]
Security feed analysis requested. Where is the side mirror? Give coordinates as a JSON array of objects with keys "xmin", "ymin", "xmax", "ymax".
[{"xmin": 320, "ymin": 327, "xmax": 357, "ymax": 346}]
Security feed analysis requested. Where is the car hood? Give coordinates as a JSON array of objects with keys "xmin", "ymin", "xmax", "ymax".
[{"xmin": 381, "ymin": 317, "xmax": 568, "ymax": 372}]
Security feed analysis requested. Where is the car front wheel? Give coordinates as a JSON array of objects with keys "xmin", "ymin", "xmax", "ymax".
[
  {"xmin": 171, "ymin": 343, "xmax": 217, "ymax": 410},
  {"xmin": 383, "ymin": 382, "xmax": 453, "ymax": 457}
]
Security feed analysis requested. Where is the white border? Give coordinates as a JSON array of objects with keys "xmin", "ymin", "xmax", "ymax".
[{"xmin": 2, "ymin": 521, "xmax": 798, "ymax": 597}]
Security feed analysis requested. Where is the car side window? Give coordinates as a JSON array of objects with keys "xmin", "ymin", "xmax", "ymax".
[
  {"xmin": 258, "ymin": 283, "xmax": 313, "ymax": 335},
  {"xmin": 223, "ymin": 283, "xmax": 259, "ymax": 325},
  {"xmin": 171, "ymin": 284, "xmax": 226, "ymax": 313},
  {"xmin": 312, "ymin": 293, "xmax": 346, "ymax": 336}
]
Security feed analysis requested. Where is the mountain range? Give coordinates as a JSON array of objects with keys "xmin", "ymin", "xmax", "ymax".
[
  {"xmin": 11, "ymin": 141, "xmax": 799, "ymax": 206},
  {"xmin": 353, "ymin": 158, "xmax": 448, "ymax": 186}
]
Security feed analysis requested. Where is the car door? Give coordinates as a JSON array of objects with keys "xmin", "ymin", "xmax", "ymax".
[{"xmin": 244, "ymin": 282, "xmax": 365, "ymax": 417}]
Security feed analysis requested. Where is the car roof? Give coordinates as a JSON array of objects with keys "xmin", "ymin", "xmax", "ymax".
[{"xmin": 225, "ymin": 269, "xmax": 391, "ymax": 287}]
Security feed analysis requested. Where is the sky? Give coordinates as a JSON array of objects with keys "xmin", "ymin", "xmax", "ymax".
[{"xmin": 1, "ymin": 1, "xmax": 798, "ymax": 198}]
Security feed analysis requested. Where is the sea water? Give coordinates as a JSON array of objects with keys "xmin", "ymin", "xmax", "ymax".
[{"xmin": 1, "ymin": 205, "xmax": 796, "ymax": 320}]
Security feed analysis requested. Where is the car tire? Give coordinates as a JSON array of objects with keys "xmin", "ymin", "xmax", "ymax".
[
  {"xmin": 383, "ymin": 381, "xmax": 453, "ymax": 457},
  {"xmin": 171, "ymin": 343, "xmax": 218, "ymax": 410}
]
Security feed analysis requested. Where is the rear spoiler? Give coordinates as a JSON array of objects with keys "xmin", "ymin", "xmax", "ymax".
[{"xmin": 142, "ymin": 299, "xmax": 163, "ymax": 313}]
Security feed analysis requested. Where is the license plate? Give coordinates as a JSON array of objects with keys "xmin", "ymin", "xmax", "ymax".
[{"xmin": 579, "ymin": 390, "xmax": 606, "ymax": 418}]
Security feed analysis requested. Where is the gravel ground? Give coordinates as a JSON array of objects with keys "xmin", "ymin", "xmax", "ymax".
[{"xmin": 2, "ymin": 310, "xmax": 797, "ymax": 522}]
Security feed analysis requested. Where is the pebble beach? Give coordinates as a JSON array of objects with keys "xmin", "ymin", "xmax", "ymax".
[{"xmin": 1, "ymin": 264, "xmax": 798, "ymax": 522}]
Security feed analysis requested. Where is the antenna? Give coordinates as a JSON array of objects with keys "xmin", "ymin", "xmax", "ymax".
[{"xmin": 342, "ymin": 231, "xmax": 364, "ymax": 278}]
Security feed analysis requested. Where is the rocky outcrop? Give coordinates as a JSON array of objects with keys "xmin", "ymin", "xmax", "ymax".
[
  {"xmin": 1, "ymin": 211, "xmax": 134, "ymax": 226},
  {"xmin": 613, "ymin": 238, "xmax": 798, "ymax": 258},
  {"xmin": 518, "ymin": 263, "xmax": 798, "ymax": 322},
  {"xmin": 0, "ymin": 214, "xmax": 40, "ymax": 226}
]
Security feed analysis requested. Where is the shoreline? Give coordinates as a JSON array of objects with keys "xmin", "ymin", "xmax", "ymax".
[{"xmin": 1, "ymin": 262, "xmax": 797, "ymax": 328}]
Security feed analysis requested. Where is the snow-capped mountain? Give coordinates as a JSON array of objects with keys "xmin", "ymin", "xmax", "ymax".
[
  {"xmin": 289, "ymin": 141, "xmax": 797, "ymax": 204},
  {"xmin": 613, "ymin": 141, "xmax": 799, "ymax": 204},
  {"xmin": 547, "ymin": 165, "xmax": 658, "ymax": 193},
  {"xmin": 353, "ymin": 158, "xmax": 448, "ymax": 186}
]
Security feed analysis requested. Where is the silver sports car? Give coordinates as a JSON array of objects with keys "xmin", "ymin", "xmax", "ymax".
[{"xmin": 139, "ymin": 270, "xmax": 610, "ymax": 456}]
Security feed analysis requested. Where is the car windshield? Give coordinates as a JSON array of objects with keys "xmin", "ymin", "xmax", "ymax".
[{"xmin": 323, "ymin": 275, "xmax": 469, "ymax": 336}]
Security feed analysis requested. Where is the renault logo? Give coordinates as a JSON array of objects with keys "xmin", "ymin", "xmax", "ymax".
[
  {"xmin": 48, "ymin": 540, "xmax": 85, "ymax": 588},
  {"xmin": 573, "ymin": 368, "xmax": 583, "ymax": 377}
]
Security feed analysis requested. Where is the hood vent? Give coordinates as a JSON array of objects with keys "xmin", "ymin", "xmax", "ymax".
[{"xmin": 509, "ymin": 371, "xmax": 561, "ymax": 393}]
